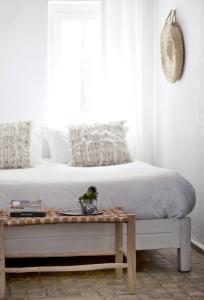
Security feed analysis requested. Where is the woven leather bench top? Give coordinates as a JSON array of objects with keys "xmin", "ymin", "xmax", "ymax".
[{"xmin": 0, "ymin": 207, "xmax": 132, "ymax": 226}]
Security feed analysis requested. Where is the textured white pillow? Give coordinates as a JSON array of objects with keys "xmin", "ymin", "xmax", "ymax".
[
  {"xmin": 31, "ymin": 128, "xmax": 42, "ymax": 164},
  {"xmin": 0, "ymin": 121, "xmax": 32, "ymax": 169},
  {"xmin": 68, "ymin": 121, "xmax": 130, "ymax": 167},
  {"xmin": 44, "ymin": 128, "xmax": 72, "ymax": 163}
]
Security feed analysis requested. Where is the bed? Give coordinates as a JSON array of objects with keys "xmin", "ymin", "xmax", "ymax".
[{"xmin": 0, "ymin": 160, "xmax": 196, "ymax": 272}]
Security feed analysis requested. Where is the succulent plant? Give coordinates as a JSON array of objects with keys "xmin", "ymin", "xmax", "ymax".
[{"xmin": 79, "ymin": 186, "xmax": 98, "ymax": 202}]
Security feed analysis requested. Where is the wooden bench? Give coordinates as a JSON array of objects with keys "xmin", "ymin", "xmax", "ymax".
[{"xmin": 0, "ymin": 207, "xmax": 136, "ymax": 299}]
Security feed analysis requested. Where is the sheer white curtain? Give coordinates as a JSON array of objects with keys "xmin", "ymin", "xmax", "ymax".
[
  {"xmin": 100, "ymin": 0, "xmax": 154, "ymax": 162},
  {"xmin": 47, "ymin": 1, "xmax": 102, "ymax": 127},
  {"xmin": 47, "ymin": 0, "xmax": 154, "ymax": 162}
]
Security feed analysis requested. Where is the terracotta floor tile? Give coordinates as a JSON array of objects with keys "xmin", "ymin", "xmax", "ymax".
[{"xmin": 6, "ymin": 248, "xmax": 204, "ymax": 300}]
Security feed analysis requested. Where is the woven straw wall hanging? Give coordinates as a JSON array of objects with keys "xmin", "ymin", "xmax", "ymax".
[{"xmin": 160, "ymin": 9, "xmax": 185, "ymax": 83}]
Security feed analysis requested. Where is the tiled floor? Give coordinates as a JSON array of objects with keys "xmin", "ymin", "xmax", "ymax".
[{"xmin": 6, "ymin": 248, "xmax": 204, "ymax": 300}]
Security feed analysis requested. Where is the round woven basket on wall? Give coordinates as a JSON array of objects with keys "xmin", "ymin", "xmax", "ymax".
[{"xmin": 160, "ymin": 10, "xmax": 185, "ymax": 83}]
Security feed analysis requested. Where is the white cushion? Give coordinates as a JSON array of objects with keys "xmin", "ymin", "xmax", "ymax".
[
  {"xmin": 31, "ymin": 128, "xmax": 42, "ymax": 164},
  {"xmin": 68, "ymin": 121, "xmax": 130, "ymax": 167},
  {"xmin": 0, "ymin": 121, "xmax": 32, "ymax": 169},
  {"xmin": 44, "ymin": 128, "xmax": 71, "ymax": 163}
]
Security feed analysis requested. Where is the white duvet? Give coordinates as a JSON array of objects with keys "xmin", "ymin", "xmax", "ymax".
[{"xmin": 0, "ymin": 161, "xmax": 196, "ymax": 219}]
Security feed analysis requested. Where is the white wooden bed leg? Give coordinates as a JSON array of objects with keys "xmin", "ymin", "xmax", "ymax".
[{"xmin": 177, "ymin": 217, "xmax": 191, "ymax": 272}]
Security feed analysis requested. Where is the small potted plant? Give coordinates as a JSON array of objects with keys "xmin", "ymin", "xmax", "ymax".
[{"xmin": 79, "ymin": 186, "xmax": 98, "ymax": 214}]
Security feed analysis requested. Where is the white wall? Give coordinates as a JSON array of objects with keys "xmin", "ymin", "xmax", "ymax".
[
  {"xmin": 154, "ymin": 0, "xmax": 204, "ymax": 249},
  {"xmin": 0, "ymin": 0, "xmax": 48, "ymax": 125}
]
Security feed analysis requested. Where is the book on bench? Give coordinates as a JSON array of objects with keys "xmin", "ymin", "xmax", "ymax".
[
  {"xmin": 9, "ymin": 200, "xmax": 46, "ymax": 218},
  {"xmin": 9, "ymin": 208, "xmax": 46, "ymax": 218}
]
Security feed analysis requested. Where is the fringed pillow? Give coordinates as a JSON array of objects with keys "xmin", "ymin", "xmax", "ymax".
[
  {"xmin": 68, "ymin": 121, "xmax": 130, "ymax": 167},
  {"xmin": 0, "ymin": 121, "xmax": 32, "ymax": 169}
]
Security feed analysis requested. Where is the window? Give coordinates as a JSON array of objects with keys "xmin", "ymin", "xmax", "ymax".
[{"xmin": 47, "ymin": 1, "xmax": 101, "ymax": 127}]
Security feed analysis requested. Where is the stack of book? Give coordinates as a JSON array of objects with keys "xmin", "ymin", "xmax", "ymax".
[{"xmin": 9, "ymin": 200, "xmax": 46, "ymax": 217}]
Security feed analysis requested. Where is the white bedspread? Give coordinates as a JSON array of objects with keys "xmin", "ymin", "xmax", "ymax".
[{"xmin": 0, "ymin": 161, "xmax": 196, "ymax": 219}]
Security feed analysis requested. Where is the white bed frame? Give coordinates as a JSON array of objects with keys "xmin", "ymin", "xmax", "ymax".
[{"xmin": 4, "ymin": 217, "xmax": 191, "ymax": 272}]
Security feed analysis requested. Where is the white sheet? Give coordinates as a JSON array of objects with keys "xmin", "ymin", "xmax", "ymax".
[{"xmin": 0, "ymin": 161, "xmax": 196, "ymax": 219}]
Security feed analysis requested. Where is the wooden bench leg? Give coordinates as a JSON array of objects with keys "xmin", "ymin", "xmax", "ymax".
[
  {"xmin": 127, "ymin": 215, "xmax": 136, "ymax": 295},
  {"xmin": 115, "ymin": 223, "xmax": 123, "ymax": 279},
  {"xmin": 0, "ymin": 221, "xmax": 6, "ymax": 300}
]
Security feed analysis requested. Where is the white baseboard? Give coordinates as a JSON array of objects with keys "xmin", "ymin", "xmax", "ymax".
[{"xmin": 192, "ymin": 239, "xmax": 204, "ymax": 252}]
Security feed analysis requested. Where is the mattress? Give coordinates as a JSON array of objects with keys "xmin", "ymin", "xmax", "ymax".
[{"xmin": 0, "ymin": 160, "xmax": 196, "ymax": 219}]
